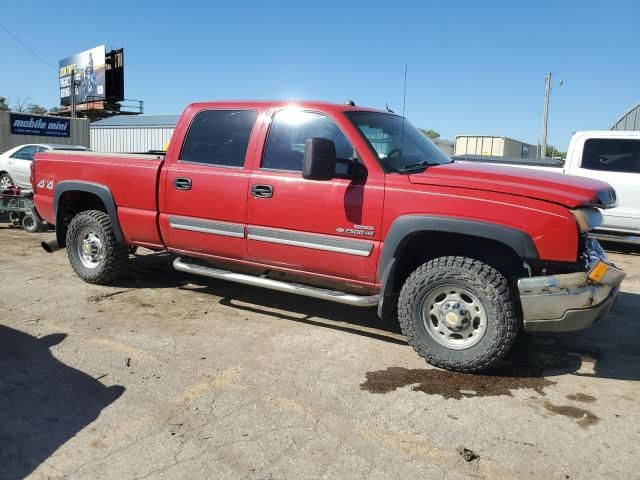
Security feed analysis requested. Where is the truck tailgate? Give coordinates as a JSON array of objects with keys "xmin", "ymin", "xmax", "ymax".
[{"xmin": 34, "ymin": 150, "xmax": 164, "ymax": 248}]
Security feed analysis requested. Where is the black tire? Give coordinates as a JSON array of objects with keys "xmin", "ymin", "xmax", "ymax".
[
  {"xmin": 398, "ymin": 256, "xmax": 519, "ymax": 372},
  {"xmin": 66, "ymin": 210, "xmax": 128, "ymax": 284},
  {"xmin": 21, "ymin": 214, "xmax": 41, "ymax": 233}
]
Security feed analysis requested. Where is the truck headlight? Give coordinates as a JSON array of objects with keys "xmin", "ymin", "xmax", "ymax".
[{"xmin": 570, "ymin": 208, "xmax": 603, "ymax": 233}]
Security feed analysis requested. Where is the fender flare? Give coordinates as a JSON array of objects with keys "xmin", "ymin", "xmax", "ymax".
[
  {"xmin": 377, "ymin": 215, "xmax": 539, "ymax": 317},
  {"xmin": 53, "ymin": 181, "xmax": 124, "ymax": 245}
]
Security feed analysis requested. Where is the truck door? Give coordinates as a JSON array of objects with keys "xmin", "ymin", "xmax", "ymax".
[
  {"xmin": 161, "ymin": 108, "xmax": 262, "ymax": 259},
  {"xmin": 246, "ymin": 108, "xmax": 384, "ymax": 286},
  {"xmin": 571, "ymin": 137, "xmax": 640, "ymax": 234}
]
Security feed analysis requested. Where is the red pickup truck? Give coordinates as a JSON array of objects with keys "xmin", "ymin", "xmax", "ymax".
[{"xmin": 33, "ymin": 101, "xmax": 625, "ymax": 372}]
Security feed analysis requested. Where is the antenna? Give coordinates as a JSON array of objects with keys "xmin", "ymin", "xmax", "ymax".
[{"xmin": 400, "ymin": 63, "xmax": 408, "ymax": 155}]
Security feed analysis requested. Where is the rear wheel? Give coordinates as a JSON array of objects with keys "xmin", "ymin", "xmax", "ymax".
[
  {"xmin": 66, "ymin": 210, "xmax": 128, "ymax": 284},
  {"xmin": 398, "ymin": 256, "xmax": 520, "ymax": 372}
]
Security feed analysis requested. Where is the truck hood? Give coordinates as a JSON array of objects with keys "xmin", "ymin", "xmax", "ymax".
[{"xmin": 408, "ymin": 162, "xmax": 614, "ymax": 209}]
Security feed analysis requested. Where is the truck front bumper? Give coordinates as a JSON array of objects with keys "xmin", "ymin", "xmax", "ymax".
[{"xmin": 518, "ymin": 252, "xmax": 625, "ymax": 333}]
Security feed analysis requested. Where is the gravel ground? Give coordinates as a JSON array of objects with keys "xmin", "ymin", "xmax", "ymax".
[{"xmin": 0, "ymin": 221, "xmax": 639, "ymax": 480}]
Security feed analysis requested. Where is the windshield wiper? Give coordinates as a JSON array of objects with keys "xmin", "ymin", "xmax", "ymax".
[{"xmin": 397, "ymin": 160, "xmax": 441, "ymax": 172}]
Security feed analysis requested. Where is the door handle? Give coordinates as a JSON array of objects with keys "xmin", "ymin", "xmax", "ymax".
[
  {"xmin": 251, "ymin": 184, "xmax": 273, "ymax": 198},
  {"xmin": 173, "ymin": 177, "xmax": 192, "ymax": 191}
]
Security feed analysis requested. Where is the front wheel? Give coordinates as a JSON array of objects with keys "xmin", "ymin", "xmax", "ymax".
[
  {"xmin": 0, "ymin": 173, "xmax": 14, "ymax": 190},
  {"xmin": 66, "ymin": 210, "xmax": 129, "ymax": 284},
  {"xmin": 398, "ymin": 256, "xmax": 520, "ymax": 372}
]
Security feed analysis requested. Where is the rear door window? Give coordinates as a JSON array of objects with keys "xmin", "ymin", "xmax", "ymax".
[
  {"xmin": 11, "ymin": 145, "xmax": 38, "ymax": 161},
  {"xmin": 180, "ymin": 110, "xmax": 257, "ymax": 167},
  {"xmin": 581, "ymin": 138, "xmax": 640, "ymax": 173}
]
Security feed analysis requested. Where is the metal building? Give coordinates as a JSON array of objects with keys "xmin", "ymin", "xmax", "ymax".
[
  {"xmin": 610, "ymin": 104, "xmax": 640, "ymax": 131},
  {"xmin": 90, "ymin": 115, "xmax": 179, "ymax": 153},
  {"xmin": 454, "ymin": 135, "xmax": 539, "ymax": 158},
  {"xmin": 0, "ymin": 111, "xmax": 89, "ymax": 153}
]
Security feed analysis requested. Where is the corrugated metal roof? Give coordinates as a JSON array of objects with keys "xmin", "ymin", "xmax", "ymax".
[
  {"xmin": 610, "ymin": 104, "xmax": 640, "ymax": 131},
  {"xmin": 90, "ymin": 115, "xmax": 180, "ymax": 128}
]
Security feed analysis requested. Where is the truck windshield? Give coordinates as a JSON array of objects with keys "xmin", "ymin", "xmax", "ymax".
[{"xmin": 345, "ymin": 111, "xmax": 452, "ymax": 173}]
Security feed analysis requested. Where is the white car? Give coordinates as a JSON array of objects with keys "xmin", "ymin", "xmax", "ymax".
[{"xmin": 0, "ymin": 144, "xmax": 90, "ymax": 191}]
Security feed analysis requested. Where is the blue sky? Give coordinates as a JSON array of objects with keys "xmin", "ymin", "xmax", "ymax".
[{"xmin": 1, "ymin": 0, "xmax": 638, "ymax": 149}]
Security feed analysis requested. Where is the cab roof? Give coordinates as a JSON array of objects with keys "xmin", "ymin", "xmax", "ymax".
[{"xmin": 185, "ymin": 100, "xmax": 389, "ymax": 115}]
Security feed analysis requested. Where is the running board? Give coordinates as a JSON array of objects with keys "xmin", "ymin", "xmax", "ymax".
[{"xmin": 173, "ymin": 257, "xmax": 379, "ymax": 307}]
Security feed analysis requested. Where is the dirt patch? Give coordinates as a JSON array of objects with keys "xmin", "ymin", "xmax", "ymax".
[
  {"xmin": 360, "ymin": 367, "xmax": 555, "ymax": 399},
  {"xmin": 566, "ymin": 393, "xmax": 596, "ymax": 403},
  {"xmin": 543, "ymin": 401, "xmax": 599, "ymax": 428}
]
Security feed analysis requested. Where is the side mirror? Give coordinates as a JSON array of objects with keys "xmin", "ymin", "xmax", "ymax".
[{"xmin": 303, "ymin": 137, "xmax": 336, "ymax": 181}]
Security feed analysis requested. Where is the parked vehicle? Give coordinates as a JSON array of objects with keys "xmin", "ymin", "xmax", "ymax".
[
  {"xmin": 33, "ymin": 101, "xmax": 625, "ymax": 372},
  {"xmin": 454, "ymin": 130, "xmax": 640, "ymax": 244},
  {"xmin": 0, "ymin": 144, "xmax": 90, "ymax": 191}
]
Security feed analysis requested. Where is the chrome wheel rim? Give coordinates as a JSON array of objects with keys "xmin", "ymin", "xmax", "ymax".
[
  {"xmin": 0, "ymin": 175, "xmax": 13, "ymax": 189},
  {"xmin": 421, "ymin": 284, "xmax": 488, "ymax": 350},
  {"xmin": 76, "ymin": 227, "xmax": 104, "ymax": 269}
]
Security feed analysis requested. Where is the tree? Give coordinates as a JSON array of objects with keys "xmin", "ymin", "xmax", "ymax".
[
  {"xmin": 419, "ymin": 128, "xmax": 440, "ymax": 140},
  {"xmin": 545, "ymin": 145, "xmax": 566, "ymax": 158},
  {"xmin": 27, "ymin": 104, "xmax": 48, "ymax": 115},
  {"xmin": 0, "ymin": 96, "xmax": 9, "ymax": 112},
  {"xmin": 48, "ymin": 106, "xmax": 62, "ymax": 115},
  {"xmin": 13, "ymin": 97, "xmax": 30, "ymax": 112}
]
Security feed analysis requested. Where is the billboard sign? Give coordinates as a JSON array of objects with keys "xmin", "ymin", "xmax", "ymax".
[
  {"xmin": 10, "ymin": 113, "xmax": 71, "ymax": 138},
  {"xmin": 59, "ymin": 45, "xmax": 106, "ymax": 106}
]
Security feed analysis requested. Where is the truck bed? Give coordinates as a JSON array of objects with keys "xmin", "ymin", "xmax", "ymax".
[{"xmin": 34, "ymin": 150, "xmax": 165, "ymax": 248}]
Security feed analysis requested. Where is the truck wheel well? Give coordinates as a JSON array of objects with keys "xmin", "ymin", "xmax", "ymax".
[
  {"xmin": 56, "ymin": 191, "xmax": 108, "ymax": 247},
  {"xmin": 382, "ymin": 231, "xmax": 527, "ymax": 319},
  {"xmin": 395, "ymin": 231, "xmax": 526, "ymax": 285}
]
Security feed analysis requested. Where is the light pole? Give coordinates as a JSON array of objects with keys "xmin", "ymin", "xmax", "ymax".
[{"xmin": 540, "ymin": 72, "xmax": 551, "ymax": 159}]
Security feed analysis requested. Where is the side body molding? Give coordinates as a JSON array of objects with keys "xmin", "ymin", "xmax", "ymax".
[
  {"xmin": 377, "ymin": 215, "xmax": 539, "ymax": 318},
  {"xmin": 53, "ymin": 181, "xmax": 124, "ymax": 245}
]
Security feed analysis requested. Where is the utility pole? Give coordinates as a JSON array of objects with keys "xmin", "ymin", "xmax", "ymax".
[{"xmin": 540, "ymin": 72, "xmax": 551, "ymax": 159}]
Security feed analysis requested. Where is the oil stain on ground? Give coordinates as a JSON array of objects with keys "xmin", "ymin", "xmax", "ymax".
[
  {"xmin": 360, "ymin": 367, "xmax": 556, "ymax": 399},
  {"xmin": 566, "ymin": 392, "xmax": 596, "ymax": 403},
  {"xmin": 544, "ymin": 401, "xmax": 600, "ymax": 428}
]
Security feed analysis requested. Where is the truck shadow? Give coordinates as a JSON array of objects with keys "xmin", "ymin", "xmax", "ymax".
[
  {"xmin": 0, "ymin": 325, "xmax": 124, "ymax": 480},
  {"xmin": 115, "ymin": 252, "xmax": 405, "ymax": 345},
  {"xmin": 117, "ymin": 252, "xmax": 640, "ymax": 381}
]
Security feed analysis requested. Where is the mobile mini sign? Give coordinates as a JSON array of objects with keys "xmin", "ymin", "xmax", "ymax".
[{"xmin": 10, "ymin": 113, "xmax": 71, "ymax": 138}]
